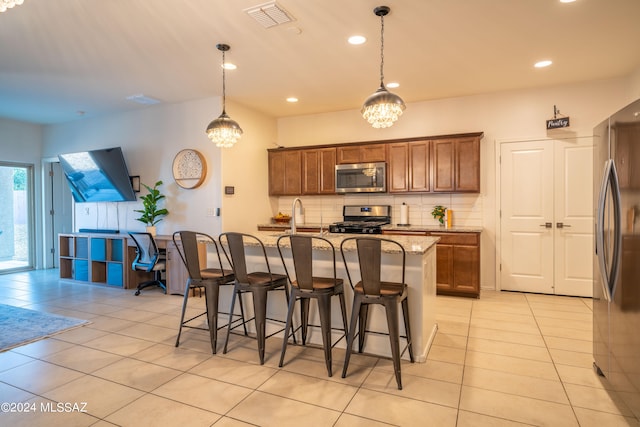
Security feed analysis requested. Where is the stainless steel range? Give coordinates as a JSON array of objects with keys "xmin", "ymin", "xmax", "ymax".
[{"xmin": 329, "ymin": 205, "xmax": 391, "ymax": 234}]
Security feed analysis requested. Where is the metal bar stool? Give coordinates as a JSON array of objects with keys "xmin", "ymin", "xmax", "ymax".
[
  {"xmin": 340, "ymin": 236, "xmax": 414, "ymax": 390},
  {"xmin": 173, "ymin": 231, "xmax": 245, "ymax": 354},
  {"xmin": 276, "ymin": 234, "xmax": 348, "ymax": 377},
  {"xmin": 219, "ymin": 232, "xmax": 291, "ymax": 365}
]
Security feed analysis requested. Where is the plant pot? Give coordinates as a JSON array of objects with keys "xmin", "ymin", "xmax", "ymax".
[{"xmin": 146, "ymin": 226, "xmax": 157, "ymax": 237}]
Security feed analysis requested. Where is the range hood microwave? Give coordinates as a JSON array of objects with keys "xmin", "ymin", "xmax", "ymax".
[{"xmin": 335, "ymin": 162, "xmax": 386, "ymax": 193}]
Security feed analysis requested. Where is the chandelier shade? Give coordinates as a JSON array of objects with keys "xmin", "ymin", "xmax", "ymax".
[
  {"xmin": 206, "ymin": 43, "xmax": 243, "ymax": 148},
  {"xmin": 206, "ymin": 113, "xmax": 243, "ymax": 148},
  {"xmin": 0, "ymin": 0, "xmax": 25, "ymax": 12},
  {"xmin": 361, "ymin": 6, "xmax": 406, "ymax": 128}
]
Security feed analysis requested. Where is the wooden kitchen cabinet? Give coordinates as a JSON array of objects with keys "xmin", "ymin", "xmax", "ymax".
[
  {"xmin": 303, "ymin": 148, "xmax": 336, "ymax": 194},
  {"xmin": 387, "ymin": 140, "xmax": 430, "ymax": 193},
  {"xmin": 268, "ymin": 149, "xmax": 302, "ymax": 196},
  {"xmin": 431, "ymin": 232, "xmax": 480, "ymax": 297},
  {"xmin": 432, "ymin": 136, "xmax": 480, "ymax": 193},
  {"xmin": 165, "ymin": 240, "xmax": 188, "ymax": 295},
  {"xmin": 337, "ymin": 143, "xmax": 386, "ymax": 164},
  {"xmin": 382, "ymin": 229, "xmax": 481, "ymax": 297}
]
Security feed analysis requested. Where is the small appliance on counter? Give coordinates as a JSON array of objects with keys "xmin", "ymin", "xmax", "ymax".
[{"xmin": 329, "ymin": 205, "xmax": 391, "ymax": 234}]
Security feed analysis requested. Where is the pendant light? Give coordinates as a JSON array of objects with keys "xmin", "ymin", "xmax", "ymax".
[
  {"xmin": 206, "ymin": 44, "xmax": 243, "ymax": 148},
  {"xmin": 361, "ymin": 6, "xmax": 405, "ymax": 128}
]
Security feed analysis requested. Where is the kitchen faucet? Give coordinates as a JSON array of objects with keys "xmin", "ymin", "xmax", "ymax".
[{"xmin": 291, "ymin": 197, "xmax": 303, "ymax": 235}]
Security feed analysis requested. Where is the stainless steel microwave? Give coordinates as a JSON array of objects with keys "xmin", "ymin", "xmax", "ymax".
[{"xmin": 335, "ymin": 162, "xmax": 386, "ymax": 193}]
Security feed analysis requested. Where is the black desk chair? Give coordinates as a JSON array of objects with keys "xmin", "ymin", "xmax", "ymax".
[
  {"xmin": 129, "ymin": 232, "xmax": 166, "ymax": 295},
  {"xmin": 276, "ymin": 234, "xmax": 348, "ymax": 377},
  {"xmin": 340, "ymin": 236, "xmax": 414, "ymax": 390},
  {"xmin": 219, "ymin": 232, "xmax": 291, "ymax": 365},
  {"xmin": 173, "ymin": 231, "xmax": 243, "ymax": 354}
]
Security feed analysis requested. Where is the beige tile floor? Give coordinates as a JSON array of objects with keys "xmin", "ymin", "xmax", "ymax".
[{"xmin": 0, "ymin": 269, "xmax": 638, "ymax": 426}]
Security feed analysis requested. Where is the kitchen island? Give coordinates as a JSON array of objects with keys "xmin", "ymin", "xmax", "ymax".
[{"xmin": 221, "ymin": 231, "xmax": 439, "ymax": 362}]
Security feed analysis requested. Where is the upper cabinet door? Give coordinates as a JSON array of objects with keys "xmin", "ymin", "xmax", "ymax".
[
  {"xmin": 303, "ymin": 148, "xmax": 336, "ymax": 194},
  {"xmin": 409, "ymin": 140, "xmax": 430, "ymax": 192},
  {"xmin": 432, "ymin": 139, "xmax": 455, "ymax": 192},
  {"xmin": 337, "ymin": 143, "xmax": 386, "ymax": 164},
  {"xmin": 268, "ymin": 150, "xmax": 302, "ymax": 196},
  {"xmin": 387, "ymin": 140, "xmax": 430, "ymax": 193},
  {"xmin": 455, "ymin": 137, "xmax": 480, "ymax": 192},
  {"xmin": 432, "ymin": 136, "xmax": 480, "ymax": 193},
  {"xmin": 387, "ymin": 143, "xmax": 409, "ymax": 192}
]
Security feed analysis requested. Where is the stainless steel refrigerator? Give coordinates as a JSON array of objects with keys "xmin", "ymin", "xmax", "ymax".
[{"xmin": 594, "ymin": 98, "xmax": 640, "ymax": 419}]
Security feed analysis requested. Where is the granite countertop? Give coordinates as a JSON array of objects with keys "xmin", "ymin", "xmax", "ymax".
[
  {"xmin": 249, "ymin": 230, "xmax": 439, "ymax": 255},
  {"xmin": 258, "ymin": 223, "xmax": 483, "ymax": 233}
]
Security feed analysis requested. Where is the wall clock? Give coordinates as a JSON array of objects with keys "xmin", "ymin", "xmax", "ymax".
[{"xmin": 172, "ymin": 149, "xmax": 206, "ymax": 189}]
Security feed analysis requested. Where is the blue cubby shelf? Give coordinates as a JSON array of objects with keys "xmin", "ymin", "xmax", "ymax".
[
  {"xmin": 107, "ymin": 263, "xmax": 124, "ymax": 287},
  {"xmin": 91, "ymin": 238, "xmax": 106, "ymax": 261},
  {"xmin": 74, "ymin": 259, "xmax": 89, "ymax": 281}
]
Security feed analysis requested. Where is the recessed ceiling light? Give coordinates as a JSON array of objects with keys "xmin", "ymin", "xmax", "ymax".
[
  {"xmin": 348, "ymin": 35, "xmax": 366, "ymax": 45},
  {"xmin": 286, "ymin": 97, "xmax": 298, "ymax": 103},
  {"xmin": 222, "ymin": 63, "xmax": 237, "ymax": 70},
  {"xmin": 559, "ymin": 0, "xmax": 576, "ymax": 3},
  {"xmin": 386, "ymin": 82, "xmax": 400, "ymax": 89},
  {"xmin": 534, "ymin": 60, "xmax": 553, "ymax": 68}
]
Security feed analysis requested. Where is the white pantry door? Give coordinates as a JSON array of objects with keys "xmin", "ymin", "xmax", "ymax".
[{"xmin": 500, "ymin": 138, "xmax": 593, "ymax": 296}]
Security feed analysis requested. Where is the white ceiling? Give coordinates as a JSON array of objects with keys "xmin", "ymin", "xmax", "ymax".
[{"xmin": 1, "ymin": 0, "xmax": 639, "ymax": 125}]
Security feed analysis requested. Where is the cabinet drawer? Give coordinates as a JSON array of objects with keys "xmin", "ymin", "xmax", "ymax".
[
  {"xmin": 382, "ymin": 230, "xmax": 428, "ymax": 236},
  {"xmin": 430, "ymin": 232, "xmax": 479, "ymax": 246}
]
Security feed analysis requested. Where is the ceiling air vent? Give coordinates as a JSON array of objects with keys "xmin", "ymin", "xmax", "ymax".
[{"xmin": 245, "ymin": 1, "xmax": 294, "ymax": 28}]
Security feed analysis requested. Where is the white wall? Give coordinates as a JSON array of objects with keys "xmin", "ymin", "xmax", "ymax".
[
  {"xmin": 0, "ymin": 119, "xmax": 44, "ymax": 268},
  {"xmin": 276, "ymin": 76, "xmax": 636, "ymax": 290},
  {"xmin": 42, "ymin": 97, "xmax": 277, "ymax": 237}
]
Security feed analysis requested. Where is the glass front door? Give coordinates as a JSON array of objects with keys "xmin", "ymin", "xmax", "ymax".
[{"xmin": 0, "ymin": 163, "xmax": 34, "ymax": 272}]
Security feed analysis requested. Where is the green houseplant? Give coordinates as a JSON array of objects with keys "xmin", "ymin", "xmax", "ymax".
[
  {"xmin": 431, "ymin": 205, "xmax": 447, "ymax": 225},
  {"xmin": 134, "ymin": 180, "xmax": 168, "ymax": 235}
]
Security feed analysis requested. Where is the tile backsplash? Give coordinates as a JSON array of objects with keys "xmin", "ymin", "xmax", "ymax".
[{"xmin": 276, "ymin": 193, "xmax": 482, "ymax": 228}]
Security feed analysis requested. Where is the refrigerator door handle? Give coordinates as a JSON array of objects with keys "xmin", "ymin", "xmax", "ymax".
[
  {"xmin": 596, "ymin": 159, "xmax": 623, "ymax": 302},
  {"xmin": 596, "ymin": 159, "xmax": 613, "ymax": 302},
  {"xmin": 610, "ymin": 160, "xmax": 622, "ymax": 300}
]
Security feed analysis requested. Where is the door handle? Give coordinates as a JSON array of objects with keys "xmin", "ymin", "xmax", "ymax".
[
  {"xmin": 556, "ymin": 223, "xmax": 571, "ymax": 228},
  {"xmin": 540, "ymin": 222, "xmax": 552, "ymax": 228}
]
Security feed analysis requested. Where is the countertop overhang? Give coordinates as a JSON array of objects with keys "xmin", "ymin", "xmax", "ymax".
[{"xmin": 249, "ymin": 230, "xmax": 439, "ymax": 255}]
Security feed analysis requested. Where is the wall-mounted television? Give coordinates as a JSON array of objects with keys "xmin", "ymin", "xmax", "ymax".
[{"xmin": 58, "ymin": 147, "xmax": 137, "ymax": 203}]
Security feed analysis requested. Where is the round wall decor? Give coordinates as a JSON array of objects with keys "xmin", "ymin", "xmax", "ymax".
[{"xmin": 172, "ymin": 149, "xmax": 206, "ymax": 189}]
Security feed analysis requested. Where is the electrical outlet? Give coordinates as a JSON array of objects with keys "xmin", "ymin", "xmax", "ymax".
[{"xmin": 206, "ymin": 208, "xmax": 215, "ymax": 217}]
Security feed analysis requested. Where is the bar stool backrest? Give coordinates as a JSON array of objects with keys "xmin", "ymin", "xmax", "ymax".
[
  {"xmin": 277, "ymin": 235, "xmax": 339, "ymax": 290},
  {"xmin": 220, "ymin": 232, "xmax": 277, "ymax": 284},
  {"xmin": 173, "ymin": 231, "xmax": 229, "ymax": 281},
  {"xmin": 342, "ymin": 237, "xmax": 406, "ymax": 296}
]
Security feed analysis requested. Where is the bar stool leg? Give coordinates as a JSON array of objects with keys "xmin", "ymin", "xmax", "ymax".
[
  {"xmin": 252, "ymin": 287, "xmax": 269, "ymax": 365},
  {"xmin": 317, "ymin": 293, "xmax": 333, "ymax": 376},
  {"xmin": 358, "ymin": 304, "xmax": 369, "ymax": 353},
  {"xmin": 342, "ymin": 294, "xmax": 363, "ymax": 379},
  {"xmin": 384, "ymin": 298, "xmax": 403, "ymax": 390},
  {"xmin": 175, "ymin": 279, "xmax": 191, "ymax": 347},
  {"xmin": 402, "ymin": 297, "xmax": 414, "ymax": 362},
  {"xmin": 223, "ymin": 284, "xmax": 240, "ymax": 354},
  {"xmin": 203, "ymin": 281, "xmax": 219, "ymax": 354},
  {"xmin": 300, "ymin": 298, "xmax": 310, "ymax": 345},
  {"xmin": 279, "ymin": 289, "xmax": 298, "ymax": 368}
]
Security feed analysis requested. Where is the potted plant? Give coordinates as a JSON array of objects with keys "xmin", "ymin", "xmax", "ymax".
[
  {"xmin": 134, "ymin": 180, "xmax": 168, "ymax": 236},
  {"xmin": 431, "ymin": 205, "xmax": 447, "ymax": 225}
]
